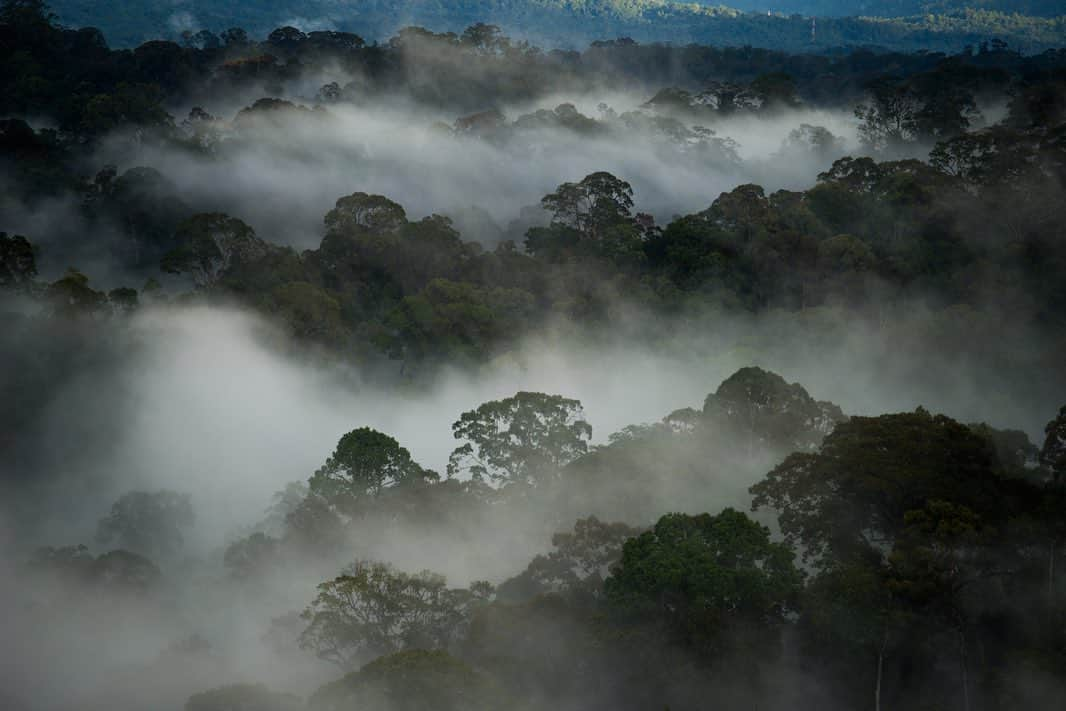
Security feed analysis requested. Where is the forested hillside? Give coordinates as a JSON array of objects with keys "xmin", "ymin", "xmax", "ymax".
[
  {"xmin": 723, "ymin": 0, "xmax": 1066, "ymax": 18},
  {"xmin": 45, "ymin": 0, "xmax": 1066, "ymax": 51},
  {"xmin": 3, "ymin": 2, "xmax": 1066, "ymax": 710}
]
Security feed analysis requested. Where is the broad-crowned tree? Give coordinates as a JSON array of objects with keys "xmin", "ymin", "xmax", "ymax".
[
  {"xmin": 299, "ymin": 561, "xmax": 491, "ymax": 667},
  {"xmin": 703, "ymin": 366, "xmax": 846, "ymax": 455},
  {"xmin": 539, "ymin": 171, "xmax": 634, "ymax": 240},
  {"xmin": 447, "ymin": 391, "xmax": 592, "ymax": 488},
  {"xmin": 96, "ymin": 490, "xmax": 194, "ymax": 562},
  {"xmin": 605, "ymin": 509, "xmax": 803, "ymax": 658},
  {"xmin": 161, "ymin": 213, "xmax": 267, "ymax": 288},
  {"xmin": 309, "ymin": 428, "xmax": 437, "ymax": 515},
  {"xmin": 324, "ymin": 192, "xmax": 407, "ymax": 236},
  {"xmin": 751, "ymin": 408, "xmax": 1014, "ymax": 569}
]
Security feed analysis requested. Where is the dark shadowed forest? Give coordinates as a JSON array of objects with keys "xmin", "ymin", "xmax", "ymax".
[{"xmin": 2, "ymin": 1, "xmax": 1066, "ymax": 710}]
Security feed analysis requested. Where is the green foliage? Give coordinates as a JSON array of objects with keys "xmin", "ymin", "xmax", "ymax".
[
  {"xmin": 44, "ymin": 268, "xmax": 107, "ymax": 316},
  {"xmin": 299, "ymin": 561, "xmax": 490, "ymax": 667},
  {"xmin": 703, "ymin": 366, "xmax": 847, "ymax": 454},
  {"xmin": 308, "ymin": 428, "xmax": 437, "ymax": 514},
  {"xmin": 309, "ymin": 649, "xmax": 506, "ymax": 711},
  {"xmin": 282, "ymin": 492, "xmax": 346, "ymax": 552},
  {"xmin": 324, "ymin": 193, "xmax": 407, "ymax": 236},
  {"xmin": 605, "ymin": 509, "xmax": 804, "ymax": 655},
  {"xmin": 161, "ymin": 213, "xmax": 268, "ymax": 288},
  {"xmin": 447, "ymin": 391, "xmax": 592, "ymax": 487},
  {"xmin": 750, "ymin": 408, "xmax": 1014, "ymax": 568},
  {"xmin": 498, "ymin": 516, "xmax": 642, "ymax": 601},
  {"xmin": 541, "ymin": 171, "xmax": 634, "ymax": 239},
  {"xmin": 380, "ymin": 279, "xmax": 536, "ymax": 365}
]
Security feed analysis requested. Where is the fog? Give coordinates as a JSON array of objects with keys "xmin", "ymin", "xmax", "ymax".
[
  {"xmin": 10, "ymin": 296, "xmax": 1057, "ymax": 551},
  {"xmin": 2, "ymin": 284, "xmax": 1063, "ymax": 709},
  {"xmin": 84, "ymin": 92, "xmax": 861, "ymax": 253},
  {"xmin": 3, "ymin": 45, "xmax": 1063, "ymax": 711}
]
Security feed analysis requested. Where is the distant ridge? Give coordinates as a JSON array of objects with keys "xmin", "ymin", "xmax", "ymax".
[{"xmin": 46, "ymin": 0, "xmax": 1066, "ymax": 52}]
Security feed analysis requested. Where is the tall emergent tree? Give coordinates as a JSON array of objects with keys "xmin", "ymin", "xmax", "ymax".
[
  {"xmin": 309, "ymin": 427, "xmax": 437, "ymax": 514},
  {"xmin": 447, "ymin": 392, "xmax": 592, "ymax": 487}
]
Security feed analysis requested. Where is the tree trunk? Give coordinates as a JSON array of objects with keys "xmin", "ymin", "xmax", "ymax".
[
  {"xmin": 875, "ymin": 629, "xmax": 887, "ymax": 711},
  {"xmin": 958, "ymin": 626, "xmax": 970, "ymax": 711},
  {"xmin": 1050, "ymin": 540, "xmax": 1056, "ymax": 602}
]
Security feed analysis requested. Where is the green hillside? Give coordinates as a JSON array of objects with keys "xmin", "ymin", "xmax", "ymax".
[{"xmin": 46, "ymin": 0, "xmax": 1066, "ymax": 51}]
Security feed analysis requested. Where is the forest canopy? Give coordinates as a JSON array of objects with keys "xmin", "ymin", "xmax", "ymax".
[{"xmin": 2, "ymin": 2, "xmax": 1066, "ymax": 710}]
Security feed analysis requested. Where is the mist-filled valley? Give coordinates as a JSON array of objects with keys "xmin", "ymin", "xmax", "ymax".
[{"xmin": 4, "ymin": 2, "xmax": 1066, "ymax": 710}]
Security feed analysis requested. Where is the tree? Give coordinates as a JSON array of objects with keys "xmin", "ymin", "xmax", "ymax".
[
  {"xmin": 0, "ymin": 232, "xmax": 36, "ymax": 290},
  {"xmin": 447, "ymin": 392, "xmax": 592, "ymax": 487},
  {"xmin": 750, "ymin": 409, "xmax": 1009, "ymax": 569},
  {"xmin": 802, "ymin": 560, "xmax": 902, "ymax": 711},
  {"xmin": 161, "ymin": 213, "xmax": 268, "ymax": 288},
  {"xmin": 914, "ymin": 87, "xmax": 978, "ymax": 141},
  {"xmin": 750, "ymin": 72, "xmax": 800, "ymax": 109},
  {"xmin": 0, "ymin": 0, "xmax": 54, "ymax": 26},
  {"xmin": 855, "ymin": 79, "xmax": 922, "ymax": 152},
  {"xmin": 223, "ymin": 532, "xmax": 280, "ymax": 579},
  {"xmin": 108, "ymin": 287, "xmax": 139, "ymax": 312},
  {"xmin": 702, "ymin": 366, "xmax": 846, "ymax": 455},
  {"xmin": 380, "ymin": 279, "xmax": 536, "ymax": 365},
  {"xmin": 781, "ymin": 124, "xmax": 843, "ymax": 160},
  {"xmin": 96, "ymin": 490, "xmax": 194, "ymax": 562},
  {"xmin": 45, "ymin": 268, "xmax": 106, "ymax": 315},
  {"xmin": 605, "ymin": 509, "xmax": 803, "ymax": 657},
  {"xmin": 885, "ymin": 500, "xmax": 995, "ymax": 711},
  {"xmin": 219, "ymin": 28, "xmax": 249, "ymax": 47},
  {"xmin": 89, "ymin": 549, "xmax": 163, "ymax": 591},
  {"xmin": 498, "ymin": 516, "xmax": 642, "ymax": 602},
  {"xmin": 460, "ymin": 23, "xmax": 506, "ymax": 54},
  {"xmin": 324, "ymin": 193, "xmax": 407, "ymax": 236},
  {"xmin": 968, "ymin": 422, "xmax": 1041, "ymax": 481},
  {"xmin": 704, "ymin": 183, "xmax": 771, "ymax": 241},
  {"xmin": 299, "ymin": 561, "xmax": 489, "ymax": 667},
  {"xmin": 282, "ymin": 492, "xmax": 346, "ymax": 552},
  {"xmin": 267, "ymin": 26, "xmax": 307, "ymax": 52},
  {"xmin": 929, "ymin": 131, "xmax": 997, "ymax": 183},
  {"xmin": 28, "ymin": 544, "xmax": 161, "ymax": 592},
  {"xmin": 309, "ymin": 649, "xmax": 504, "ymax": 711},
  {"xmin": 309, "ymin": 428, "xmax": 437, "ymax": 514},
  {"xmin": 1041, "ymin": 406, "xmax": 1066, "ymax": 484},
  {"xmin": 537, "ymin": 171, "xmax": 634, "ymax": 241}
]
